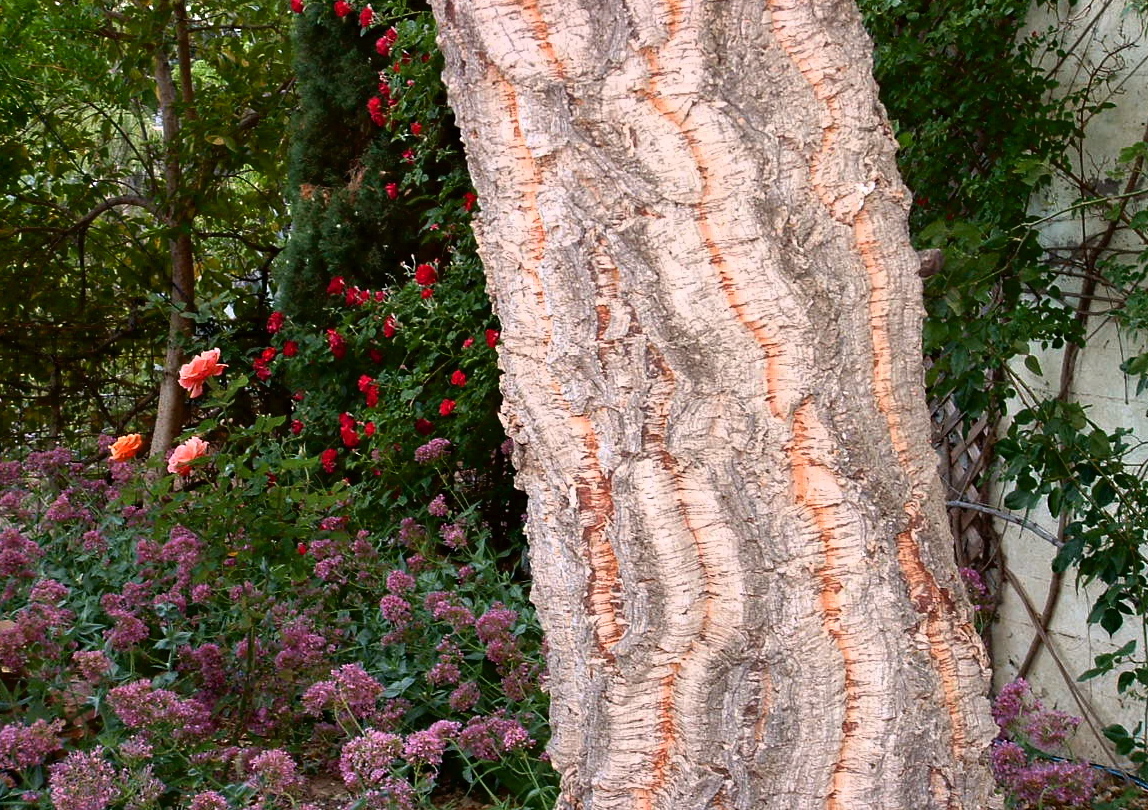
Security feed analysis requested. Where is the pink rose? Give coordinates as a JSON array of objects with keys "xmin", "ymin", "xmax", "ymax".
[
  {"xmin": 178, "ymin": 348, "xmax": 227, "ymax": 398},
  {"xmin": 168, "ymin": 437, "xmax": 209, "ymax": 475}
]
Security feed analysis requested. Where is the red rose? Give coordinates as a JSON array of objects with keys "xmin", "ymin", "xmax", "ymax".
[
  {"xmin": 320, "ymin": 448, "xmax": 338, "ymax": 473},
  {"xmin": 385, "ymin": 182, "xmax": 398, "ymax": 199},
  {"xmin": 414, "ymin": 263, "xmax": 437, "ymax": 286},
  {"xmin": 410, "ymin": 122, "xmax": 423, "ymax": 136},
  {"xmin": 261, "ymin": 347, "xmax": 277, "ymax": 362},
  {"xmin": 462, "ymin": 192, "xmax": 477, "ymax": 212},
  {"xmin": 383, "ymin": 315, "xmax": 397, "ymax": 338},
  {"xmin": 376, "ymin": 27, "xmax": 397, "ymax": 56},
  {"xmin": 364, "ymin": 422, "xmax": 376, "ymax": 436},
  {"xmin": 327, "ymin": 329, "xmax": 347, "ymax": 360},
  {"xmin": 414, "ymin": 418, "xmax": 434, "ymax": 436},
  {"xmin": 267, "ymin": 311, "xmax": 285, "ymax": 333},
  {"xmin": 369, "ymin": 348, "xmax": 384, "ymax": 363},
  {"xmin": 485, "ymin": 329, "xmax": 500, "ymax": 348},
  {"xmin": 291, "ymin": 420, "xmax": 304, "ymax": 435},
  {"xmin": 359, "ymin": 376, "xmax": 379, "ymax": 407},
  {"xmin": 283, "ymin": 340, "xmax": 299, "ymax": 358},
  {"xmin": 327, "ymin": 277, "xmax": 346, "ymax": 295},
  {"xmin": 401, "ymin": 149, "xmax": 414, "ymax": 162},
  {"xmin": 290, "ymin": 0, "xmax": 304, "ymax": 12},
  {"xmin": 368, "ymin": 97, "xmax": 387, "ymax": 127},
  {"xmin": 462, "ymin": 337, "xmax": 475, "ymax": 349},
  {"xmin": 297, "ymin": 542, "xmax": 308, "ymax": 555},
  {"xmin": 450, "ymin": 370, "xmax": 467, "ymax": 386},
  {"xmin": 358, "ymin": 5, "xmax": 373, "ymax": 27},
  {"xmin": 333, "ymin": 0, "xmax": 352, "ymax": 17},
  {"xmin": 420, "ymin": 288, "xmax": 433, "ymax": 299},
  {"xmin": 439, "ymin": 399, "xmax": 456, "ymax": 416},
  {"xmin": 341, "ymin": 426, "xmax": 360, "ymax": 448}
]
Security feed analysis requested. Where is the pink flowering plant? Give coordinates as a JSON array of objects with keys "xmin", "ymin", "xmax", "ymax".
[
  {"xmin": 990, "ymin": 679, "xmax": 1100, "ymax": 808},
  {"xmin": 0, "ymin": 354, "xmax": 550, "ymax": 808}
]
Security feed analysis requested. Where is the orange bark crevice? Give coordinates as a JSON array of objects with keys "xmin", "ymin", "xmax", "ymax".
[
  {"xmin": 639, "ymin": 5, "xmax": 870, "ymax": 803},
  {"xmin": 767, "ymin": 0, "xmax": 973, "ymax": 765},
  {"xmin": 639, "ymin": 48, "xmax": 793, "ymax": 423},
  {"xmin": 494, "ymin": 68, "xmax": 626, "ymax": 663},
  {"xmin": 791, "ymin": 401, "xmax": 867, "ymax": 809},
  {"xmin": 514, "ymin": 0, "xmax": 568, "ymax": 81}
]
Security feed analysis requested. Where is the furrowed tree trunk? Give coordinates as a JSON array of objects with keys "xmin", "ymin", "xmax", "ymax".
[{"xmin": 430, "ymin": 1, "xmax": 1000, "ymax": 808}]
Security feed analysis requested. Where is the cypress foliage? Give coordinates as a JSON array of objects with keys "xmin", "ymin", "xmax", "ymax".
[{"xmin": 278, "ymin": 3, "xmax": 441, "ymax": 322}]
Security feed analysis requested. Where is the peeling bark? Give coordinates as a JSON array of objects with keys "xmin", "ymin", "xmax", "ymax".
[{"xmin": 431, "ymin": 1, "xmax": 1000, "ymax": 807}]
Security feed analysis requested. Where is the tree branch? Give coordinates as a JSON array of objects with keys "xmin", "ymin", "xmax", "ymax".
[{"xmin": 946, "ymin": 500, "xmax": 1063, "ymax": 547}]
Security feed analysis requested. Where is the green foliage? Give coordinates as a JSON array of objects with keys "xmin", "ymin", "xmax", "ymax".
[
  {"xmin": 861, "ymin": 0, "xmax": 1081, "ymax": 419},
  {"xmin": 0, "ymin": 0, "xmax": 294, "ymax": 447},
  {"xmin": 0, "ymin": 376, "xmax": 551, "ymax": 807},
  {"xmin": 277, "ymin": 3, "xmax": 470, "ymax": 324}
]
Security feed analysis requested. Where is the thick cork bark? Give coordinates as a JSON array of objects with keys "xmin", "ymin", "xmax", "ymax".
[{"xmin": 430, "ymin": 1, "xmax": 1001, "ymax": 807}]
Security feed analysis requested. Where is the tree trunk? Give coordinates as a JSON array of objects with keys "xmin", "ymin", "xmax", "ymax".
[
  {"xmin": 149, "ymin": 10, "xmax": 196, "ymax": 460},
  {"xmin": 430, "ymin": 1, "xmax": 1000, "ymax": 808}
]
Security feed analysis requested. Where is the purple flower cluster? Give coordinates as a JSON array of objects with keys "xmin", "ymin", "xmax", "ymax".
[
  {"xmin": 439, "ymin": 521, "xmax": 467, "ymax": 549},
  {"xmin": 458, "ymin": 713, "xmax": 533, "ymax": 761},
  {"xmin": 48, "ymin": 749, "xmax": 120, "ymax": 810},
  {"xmin": 397, "ymin": 517, "xmax": 424, "ymax": 545},
  {"xmin": 0, "ymin": 718, "xmax": 64, "ymax": 771},
  {"xmin": 402, "ymin": 719, "xmax": 460, "ymax": 767},
  {"xmin": 448, "ymin": 682, "xmax": 481, "ymax": 713},
  {"xmin": 990, "ymin": 679, "xmax": 1098, "ymax": 807},
  {"xmin": 248, "ymin": 748, "xmax": 303, "ymax": 795},
  {"xmin": 958, "ymin": 566, "xmax": 992, "ymax": 612},
  {"xmin": 0, "ymin": 527, "xmax": 43, "ymax": 582},
  {"xmin": 107, "ymin": 679, "xmax": 213, "ymax": 738},
  {"xmin": 427, "ymin": 493, "xmax": 449, "ymax": 517},
  {"xmin": 339, "ymin": 729, "xmax": 402, "ymax": 788},
  {"xmin": 302, "ymin": 663, "xmax": 385, "ymax": 723},
  {"xmin": 188, "ymin": 791, "xmax": 229, "ymax": 810},
  {"xmin": 379, "ymin": 594, "xmax": 412, "ymax": 627},
  {"xmin": 386, "ymin": 569, "xmax": 415, "ymax": 594},
  {"xmin": 413, "ymin": 438, "xmax": 451, "ymax": 463},
  {"xmin": 72, "ymin": 650, "xmax": 112, "ymax": 682},
  {"xmin": 991, "ymin": 741, "xmax": 1095, "ymax": 806},
  {"xmin": 423, "ymin": 591, "xmax": 474, "ymax": 628},
  {"xmin": 180, "ymin": 642, "xmax": 228, "ymax": 693},
  {"xmin": 275, "ymin": 619, "xmax": 332, "ymax": 673}
]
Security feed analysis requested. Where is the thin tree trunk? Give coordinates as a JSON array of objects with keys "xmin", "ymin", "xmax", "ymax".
[
  {"xmin": 149, "ymin": 13, "xmax": 196, "ymax": 459},
  {"xmin": 431, "ymin": 1, "xmax": 1000, "ymax": 808}
]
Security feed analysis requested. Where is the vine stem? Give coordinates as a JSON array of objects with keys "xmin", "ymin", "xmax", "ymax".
[
  {"xmin": 946, "ymin": 500, "xmax": 1061, "ymax": 547},
  {"xmin": 1001, "ymin": 567, "xmax": 1117, "ymax": 768}
]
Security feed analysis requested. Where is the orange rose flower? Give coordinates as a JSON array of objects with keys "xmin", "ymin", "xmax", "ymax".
[
  {"xmin": 109, "ymin": 433, "xmax": 143, "ymax": 462},
  {"xmin": 178, "ymin": 348, "xmax": 228, "ymax": 398},
  {"xmin": 167, "ymin": 436, "xmax": 209, "ymax": 475}
]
